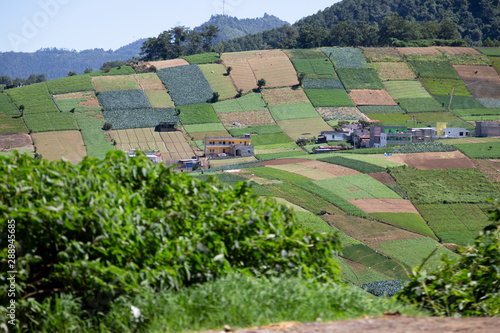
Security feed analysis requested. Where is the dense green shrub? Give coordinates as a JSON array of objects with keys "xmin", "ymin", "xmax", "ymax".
[
  {"xmin": 0, "ymin": 151, "xmax": 341, "ymax": 329},
  {"xmin": 362, "ymin": 279, "xmax": 408, "ymax": 297}
]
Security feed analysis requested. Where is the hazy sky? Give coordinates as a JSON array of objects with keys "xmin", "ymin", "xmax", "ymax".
[{"xmin": 0, "ymin": 0, "xmax": 337, "ymax": 53}]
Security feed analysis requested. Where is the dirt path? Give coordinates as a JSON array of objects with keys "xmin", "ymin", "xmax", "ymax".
[{"xmin": 205, "ymin": 316, "xmax": 500, "ymax": 333}]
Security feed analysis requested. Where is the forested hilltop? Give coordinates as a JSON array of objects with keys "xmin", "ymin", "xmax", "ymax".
[{"xmin": 221, "ymin": 0, "xmax": 500, "ymax": 51}]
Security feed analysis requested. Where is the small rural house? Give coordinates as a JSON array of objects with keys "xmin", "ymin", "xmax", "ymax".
[
  {"xmin": 205, "ymin": 134, "xmax": 254, "ymax": 158},
  {"xmin": 370, "ymin": 126, "xmax": 412, "ymax": 148},
  {"xmin": 318, "ymin": 131, "xmax": 346, "ymax": 142},
  {"xmin": 476, "ymin": 121, "xmax": 500, "ymax": 137}
]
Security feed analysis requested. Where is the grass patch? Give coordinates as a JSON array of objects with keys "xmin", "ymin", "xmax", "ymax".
[
  {"xmin": 145, "ymin": 90, "xmax": 175, "ymax": 108},
  {"xmin": 398, "ymin": 97, "xmax": 445, "ymax": 112},
  {"xmin": 284, "ymin": 48, "xmax": 327, "ymax": 59},
  {"xmin": 251, "ymin": 133, "xmax": 294, "ymax": 146},
  {"xmin": 420, "ymin": 78, "xmax": 472, "ymax": 96},
  {"xmin": 269, "ymin": 103, "xmax": 319, "ymax": 121},
  {"xmin": 434, "ymin": 95, "xmax": 486, "ymax": 110},
  {"xmin": 75, "ymin": 111, "xmax": 114, "ymax": 159},
  {"xmin": 370, "ymin": 212, "xmax": 437, "ymax": 239},
  {"xmin": 366, "ymin": 113, "xmax": 413, "ymax": 125},
  {"xmin": 276, "ymin": 118, "xmax": 333, "ymax": 141},
  {"xmin": 383, "ymin": 81, "xmax": 432, "ymax": 99},
  {"xmin": 181, "ymin": 52, "xmax": 220, "ymax": 64},
  {"xmin": 302, "ymin": 78, "xmax": 344, "ymax": 89},
  {"xmin": 452, "ymin": 108, "xmax": 500, "ymax": 121},
  {"xmin": 291, "ymin": 59, "xmax": 337, "ymax": 79},
  {"xmin": 92, "ymin": 75, "xmax": 141, "ymax": 91},
  {"xmin": 46, "ymin": 75, "xmax": 94, "ymax": 94},
  {"xmin": 255, "ymin": 150, "xmax": 307, "ymax": 160},
  {"xmin": 0, "ymin": 93, "xmax": 19, "ymax": 115},
  {"xmin": 24, "ymin": 113, "xmax": 78, "ymax": 133},
  {"xmin": 304, "ymin": 89, "xmax": 355, "ymax": 107},
  {"xmin": 98, "ymin": 90, "xmax": 151, "ymax": 111},
  {"xmin": 490, "ymin": 56, "xmax": 500, "ymax": 72},
  {"xmin": 183, "ymin": 122, "xmax": 226, "ymax": 133},
  {"xmin": 389, "ymin": 167, "xmax": 499, "ymax": 204},
  {"xmin": 314, "ymin": 174, "xmax": 401, "ymax": 200},
  {"xmin": 5, "ymin": 82, "xmax": 59, "ymax": 114},
  {"xmin": 294, "ymin": 211, "xmax": 337, "ymax": 233},
  {"xmin": 88, "ymin": 66, "xmax": 135, "ymax": 76},
  {"xmin": 0, "ymin": 115, "xmax": 28, "ymax": 134},
  {"xmin": 229, "ymin": 124, "xmax": 282, "ymax": 136},
  {"xmin": 358, "ymin": 105, "xmax": 405, "ymax": 114},
  {"xmin": 103, "ymin": 108, "xmax": 178, "ymax": 130},
  {"xmin": 453, "ymin": 141, "xmax": 500, "ymax": 159},
  {"xmin": 336, "ymin": 68, "xmax": 384, "ymax": 90},
  {"xmin": 213, "ymin": 92, "xmax": 267, "ymax": 113},
  {"xmin": 477, "ymin": 48, "xmax": 500, "ymax": 56},
  {"xmin": 199, "ymin": 63, "xmax": 238, "ymax": 100},
  {"xmin": 409, "ymin": 60, "xmax": 460, "ymax": 79},
  {"xmin": 436, "ymin": 230, "xmax": 482, "ymax": 246},
  {"xmin": 318, "ymin": 156, "xmax": 386, "ymax": 173},
  {"xmin": 178, "ymin": 103, "xmax": 219, "ymax": 125}
]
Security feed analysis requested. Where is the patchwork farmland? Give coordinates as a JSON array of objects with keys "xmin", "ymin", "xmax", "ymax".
[{"xmin": 2, "ymin": 45, "xmax": 500, "ymax": 289}]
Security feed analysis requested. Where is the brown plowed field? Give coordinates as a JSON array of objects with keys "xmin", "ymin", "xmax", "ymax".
[
  {"xmin": 438, "ymin": 47, "xmax": 481, "ymax": 55},
  {"xmin": 267, "ymin": 160, "xmax": 362, "ymax": 180},
  {"xmin": 396, "ymin": 47, "xmax": 442, "ymax": 55},
  {"xmin": 0, "ymin": 133, "xmax": 33, "ymax": 151},
  {"xmin": 378, "ymin": 151, "xmax": 475, "ymax": 169},
  {"xmin": 261, "ymin": 87, "xmax": 310, "ymax": 105},
  {"xmin": 54, "ymin": 91, "xmax": 100, "ymax": 108},
  {"xmin": 348, "ymin": 90, "xmax": 398, "ymax": 106},
  {"xmin": 453, "ymin": 65, "xmax": 500, "ymax": 98},
  {"xmin": 148, "ymin": 59, "xmax": 189, "ymax": 69},
  {"xmin": 348, "ymin": 198, "xmax": 420, "ymax": 214},
  {"xmin": 133, "ymin": 73, "xmax": 166, "ymax": 90},
  {"xmin": 375, "ymin": 62, "xmax": 417, "ymax": 81},
  {"xmin": 218, "ymin": 110, "xmax": 276, "ymax": 127},
  {"xmin": 369, "ymin": 172, "xmax": 396, "ymax": 184},
  {"xmin": 32, "ymin": 130, "xmax": 86, "ymax": 163},
  {"xmin": 473, "ymin": 159, "xmax": 500, "ymax": 182}
]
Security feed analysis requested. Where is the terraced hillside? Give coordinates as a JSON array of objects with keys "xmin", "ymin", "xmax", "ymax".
[{"xmin": 1, "ymin": 46, "xmax": 500, "ymax": 286}]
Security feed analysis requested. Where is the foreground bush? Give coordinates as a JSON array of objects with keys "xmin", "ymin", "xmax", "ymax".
[
  {"xmin": 397, "ymin": 203, "xmax": 500, "ymax": 316},
  {"xmin": 0, "ymin": 151, "xmax": 341, "ymax": 329}
]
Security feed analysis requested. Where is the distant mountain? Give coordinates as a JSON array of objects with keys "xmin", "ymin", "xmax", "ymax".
[
  {"xmin": 0, "ymin": 39, "xmax": 146, "ymax": 80},
  {"xmin": 194, "ymin": 13, "xmax": 289, "ymax": 44}
]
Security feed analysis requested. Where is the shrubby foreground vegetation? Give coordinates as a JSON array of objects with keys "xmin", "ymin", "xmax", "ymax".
[{"xmin": 0, "ymin": 152, "xmax": 498, "ymax": 331}]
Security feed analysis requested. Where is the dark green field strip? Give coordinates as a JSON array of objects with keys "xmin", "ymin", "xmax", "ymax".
[
  {"xmin": 436, "ymin": 231, "xmax": 481, "ymax": 247},
  {"xmin": 318, "ymin": 156, "xmax": 386, "ymax": 174},
  {"xmin": 336, "ymin": 68, "xmax": 384, "ymax": 90},
  {"xmin": 5, "ymin": 82, "xmax": 59, "ymax": 114},
  {"xmin": 46, "ymin": 75, "xmax": 94, "ymax": 94},
  {"xmin": 453, "ymin": 141, "xmax": 500, "ymax": 159},
  {"xmin": 24, "ymin": 112, "xmax": 79, "ymax": 133},
  {"xmin": 0, "ymin": 93, "xmax": 20, "ymax": 115},
  {"xmin": 304, "ymin": 89, "xmax": 355, "ymax": 107},
  {"xmin": 178, "ymin": 103, "xmax": 219, "ymax": 125},
  {"xmin": 370, "ymin": 212, "xmax": 437, "ymax": 239},
  {"xmin": 434, "ymin": 95, "xmax": 486, "ymax": 110},
  {"xmin": 409, "ymin": 60, "xmax": 460, "ymax": 79}
]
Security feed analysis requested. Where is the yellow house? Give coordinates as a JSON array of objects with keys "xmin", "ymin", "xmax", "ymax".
[{"xmin": 205, "ymin": 134, "xmax": 254, "ymax": 158}]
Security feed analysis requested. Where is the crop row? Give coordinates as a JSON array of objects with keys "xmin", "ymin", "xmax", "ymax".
[
  {"xmin": 103, "ymin": 108, "xmax": 179, "ymax": 130},
  {"xmin": 98, "ymin": 90, "xmax": 151, "ymax": 111}
]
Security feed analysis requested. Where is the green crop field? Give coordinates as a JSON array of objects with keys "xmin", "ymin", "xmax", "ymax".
[
  {"xmin": 317, "ymin": 107, "xmax": 367, "ymax": 121},
  {"xmin": 390, "ymin": 167, "xmax": 499, "ymax": 204},
  {"xmin": 477, "ymin": 47, "xmax": 500, "ymax": 56},
  {"xmin": 103, "ymin": 108, "xmax": 178, "ymax": 130},
  {"xmin": 53, "ymin": 91, "xmax": 102, "ymax": 112},
  {"xmin": 420, "ymin": 78, "xmax": 472, "ymax": 96},
  {"xmin": 360, "ymin": 47, "xmax": 403, "ymax": 62},
  {"xmin": 75, "ymin": 111, "xmax": 114, "ymax": 159},
  {"xmin": 314, "ymin": 174, "xmax": 401, "ymax": 200},
  {"xmin": 228, "ymin": 124, "xmax": 282, "ymax": 136},
  {"xmin": 322, "ymin": 48, "xmax": 369, "ymax": 68},
  {"xmin": 294, "ymin": 211, "xmax": 338, "ymax": 234},
  {"xmin": 409, "ymin": 60, "xmax": 461, "ymax": 79},
  {"xmin": 213, "ymin": 92, "xmax": 267, "ymax": 113},
  {"xmin": 408, "ymin": 112, "xmax": 473, "ymax": 129},
  {"xmin": 255, "ymin": 150, "xmax": 308, "ymax": 160},
  {"xmin": 98, "ymin": 90, "xmax": 151, "ymax": 111},
  {"xmin": 157, "ymin": 64, "xmax": 213, "ymax": 106},
  {"xmin": 181, "ymin": 52, "xmax": 220, "ymax": 64},
  {"xmin": 291, "ymin": 59, "xmax": 337, "ymax": 79},
  {"xmin": 366, "ymin": 113, "xmax": 413, "ymax": 125},
  {"xmin": 318, "ymin": 156, "xmax": 386, "ymax": 173},
  {"xmin": 490, "ymin": 56, "xmax": 500, "ymax": 72},
  {"xmin": 92, "ymin": 75, "xmax": 141, "ymax": 91},
  {"xmin": 447, "ymin": 54, "xmax": 492, "ymax": 66},
  {"xmin": 435, "ymin": 230, "xmax": 482, "ymax": 246},
  {"xmin": 24, "ymin": 112, "xmax": 79, "ymax": 133},
  {"xmin": 316, "ymin": 153, "xmax": 403, "ymax": 168},
  {"xmin": 383, "ymin": 81, "xmax": 432, "ymax": 100},
  {"xmin": 478, "ymin": 98, "xmax": 500, "ymax": 109},
  {"xmin": 178, "ymin": 103, "xmax": 219, "ymax": 125},
  {"xmin": 199, "ymin": 63, "xmax": 238, "ymax": 100},
  {"xmin": 398, "ymin": 97, "xmax": 445, "ymax": 112},
  {"xmin": 145, "ymin": 90, "xmax": 175, "ymax": 108},
  {"xmin": 0, "ymin": 93, "xmax": 19, "ymax": 115},
  {"xmin": 46, "ymin": 75, "xmax": 94, "ymax": 94},
  {"xmin": 276, "ymin": 117, "xmax": 333, "ymax": 140},
  {"xmin": 358, "ymin": 105, "xmax": 406, "ymax": 114},
  {"xmin": 304, "ymin": 89, "xmax": 355, "ymax": 107},
  {"xmin": 0, "ymin": 115, "xmax": 28, "ymax": 134},
  {"xmin": 336, "ymin": 68, "xmax": 384, "ymax": 90},
  {"xmin": 251, "ymin": 132, "xmax": 294, "ymax": 146},
  {"xmin": 5, "ymin": 82, "xmax": 59, "ymax": 114},
  {"xmin": 302, "ymin": 79, "xmax": 344, "ymax": 89},
  {"xmin": 453, "ymin": 141, "xmax": 500, "ymax": 159},
  {"xmin": 183, "ymin": 122, "xmax": 227, "ymax": 133},
  {"xmin": 370, "ymin": 212, "xmax": 437, "ymax": 239},
  {"xmin": 374, "ymin": 62, "xmax": 416, "ymax": 81},
  {"xmin": 269, "ymin": 103, "xmax": 320, "ymax": 121},
  {"xmin": 452, "ymin": 108, "xmax": 500, "ymax": 121},
  {"xmin": 434, "ymin": 95, "xmax": 486, "ymax": 110},
  {"xmin": 283, "ymin": 48, "xmax": 327, "ymax": 59},
  {"xmin": 88, "ymin": 66, "xmax": 135, "ymax": 77},
  {"xmin": 374, "ymin": 237, "xmax": 458, "ymax": 270}
]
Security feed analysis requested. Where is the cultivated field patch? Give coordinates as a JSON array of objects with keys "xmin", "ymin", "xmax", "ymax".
[
  {"xmin": 410, "ymin": 60, "xmax": 460, "ymax": 79},
  {"xmin": 24, "ymin": 113, "xmax": 78, "ymax": 133},
  {"xmin": 147, "ymin": 59, "xmax": 189, "ymax": 69},
  {"xmin": 0, "ymin": 93, "xmax": 20, "ymax": 115},
  {"xmin": 349, "ymin": 199, "xmax": 418, "ymax": 214},
  {"xmin": 89, "ymin": 66, "xmax": 135, "ymax": 77},
  {"xmin": 366, "ymin": 113, "xmax": 412, "ymax": 125},
  {"xmin": 314, "ymin": 174, "xmax": 401, "ymax": 200},
  {"xmin": 228, "ymin": 124, "xmax": 282, "ymax": 136},
  {"xmin": 46, "ymin": 75, "xmax": 94, "ymax": 94},
  {"xmin": 269, "ymin": 103, "xmax": 320, "ymax": 121},
  {"xmin": 217, "ymin": 110, "xmax": 275, "ymax": 128},
  {"xmin": 132, "ymin": 73, "xmax": 166, "ymax": 90},
  {"xmin": 157, "ymin": 64, "xmax": 214, "ymax": 106},
  {"xmin": 98, "ymin": 90, "xmax": 151, "ymax": 111},
  {"xmin": 452, "ymin": 108, "xmax": 500, "ymax": 121},
  {"xmin": 438, "ymin": 47, "xmax": 481, "ymax": 55},
  {"xmin": 304, "ymin": 89, "xmax": 355, "ymax": 107},
  {"xmin": 358, "ymin": 105, "xmax": 406, "ymax": 114},
  {"xmin": 250, "ymin": 132, "xmax": 294, "ymax": 146},
  {"xmin": 477, "ymin": 47, "xmax": 500, "ymax": 56},
  {"xmin": 473, "ymin": 159, "xmax": 500, "ymax": 182},
  {"xmin": 383, "ymin": 80, "xmax": 431, "ymax": 99},
  {"xmin": 290, "ymin": 58, "xmax": 337, "ymax": 79},
  {"xmin": 92, "ymin": 75, "xmax": 141, "ymax": 91},
  {"xmin": 336, "ymin": 68, "xmax": 384, "ymax": 90},
  {"xmin": 199, "ymin": 63, "xmax": 238, "ymax": 100},
  {"xmin": 74, "ymin": 111, "xmax": 114, "ymax": 159},
  {"xmin": 181, "ymin": 53, "xmax": 220, "ymax": 64},
  {"xmin": 261, "ymin": 87, "xmax": 310, "ymax": 105},
  {"xmin": 478, "ymin": 98, "xmax": 500, "ymax": 109},
  {"xmin": 370, "ymin": 212, "xmax": 436, "ymax": 238},
  {"xmin": 322, "ymin": 48, "xmax": 369, "ymax": 68},
  {"xmin": 283, "ymin": 48, "xmax": 327, "ymax": 59},
  {"xmin": 453, "ymin": 65, "xmax": 500, "ymax": 98},
  {"xmin": 453, "ymin": 141, "xmax": 500, "ymax": 159},
  {"xmin": 269, "ymin": 159, "xmax": 361, "ymax": 179},
  {"xmin": 374, "ymin": 62, "xmax": 416, "ymax": 81},
  {"xmin": 398, "ymin": 97, "xmax": 445, "ymax": 112},
  {"xmin": 0, "ymin": 133, "xmax": 32, "ymax": 151},
  {"xmin": 302, "ymin": 78, "xmax": 344, "ymax": 89},
  {"xmin": 189, "ymin": 130, "xmax": 231, "ymax": 141},
  {"xmin": 434, "ymin": 95, "xmax": 486, "ymax": 110},
  {"xmin": 269, "ymin": 163, "xmax": 343, "ymax": 180},
  {"xmin": 393, "ymin": 151, "xmax": 475, "ymax": 170},
  {"xmin": 348, "ymin": 89, "xmax": 397, "ymax": 106},
  {"xmin": 212, "ymin": 92, "xmax": 267, "ymax": 113},
  {"xmin": 276, "ymin": 117, "xmax": 333, "ymax": 140},
  {"xmin": 5, "ymin": 82, "xmax": 59, "ymax": 114},
  {"xmin": 103, "ymin": 108, "xmax": 178, "ymax": 130},
  {"xmin": 31, "ymin": 130, "xmax": 86, "ymax": 163},
  {"xmin": 145, "ymin": 90, "xmax": 175, "ymax": 108},
  {"xmin": 54, "ymin": 91, "xmax": 101, "ymax": 112},
  {"xmin": 0, "ymin": 116, "xmax": 28, "ymax": 134},
  {"xmin": 316, "ymin": 107, "xmax": 368, "ymax": 121},
  {"xmin": 396, "ymin": 47, "xmax": 442, "ymax": 55},
  {"xmin": 361, "ymin": 47, "xmax": 403, "ymax": 62},
  {"xmin": 178, "ymin": 103, "xmax": 219, "ymax": 125},
  {"xmin": 408, "ymin": 111, "xmax": 472, "ymax": 129},
  {"xmin": 420, "ymin": 78, "xmax": 471, "ymax": 96},
  {"xmin": 318, "ymin": 156, "xmax": 386, "ymax": 173}
]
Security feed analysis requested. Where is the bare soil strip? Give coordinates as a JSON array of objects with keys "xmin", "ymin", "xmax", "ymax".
[{"xmin": 348, "ymin": 198, "xmax": 420, "ymax": 214}]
